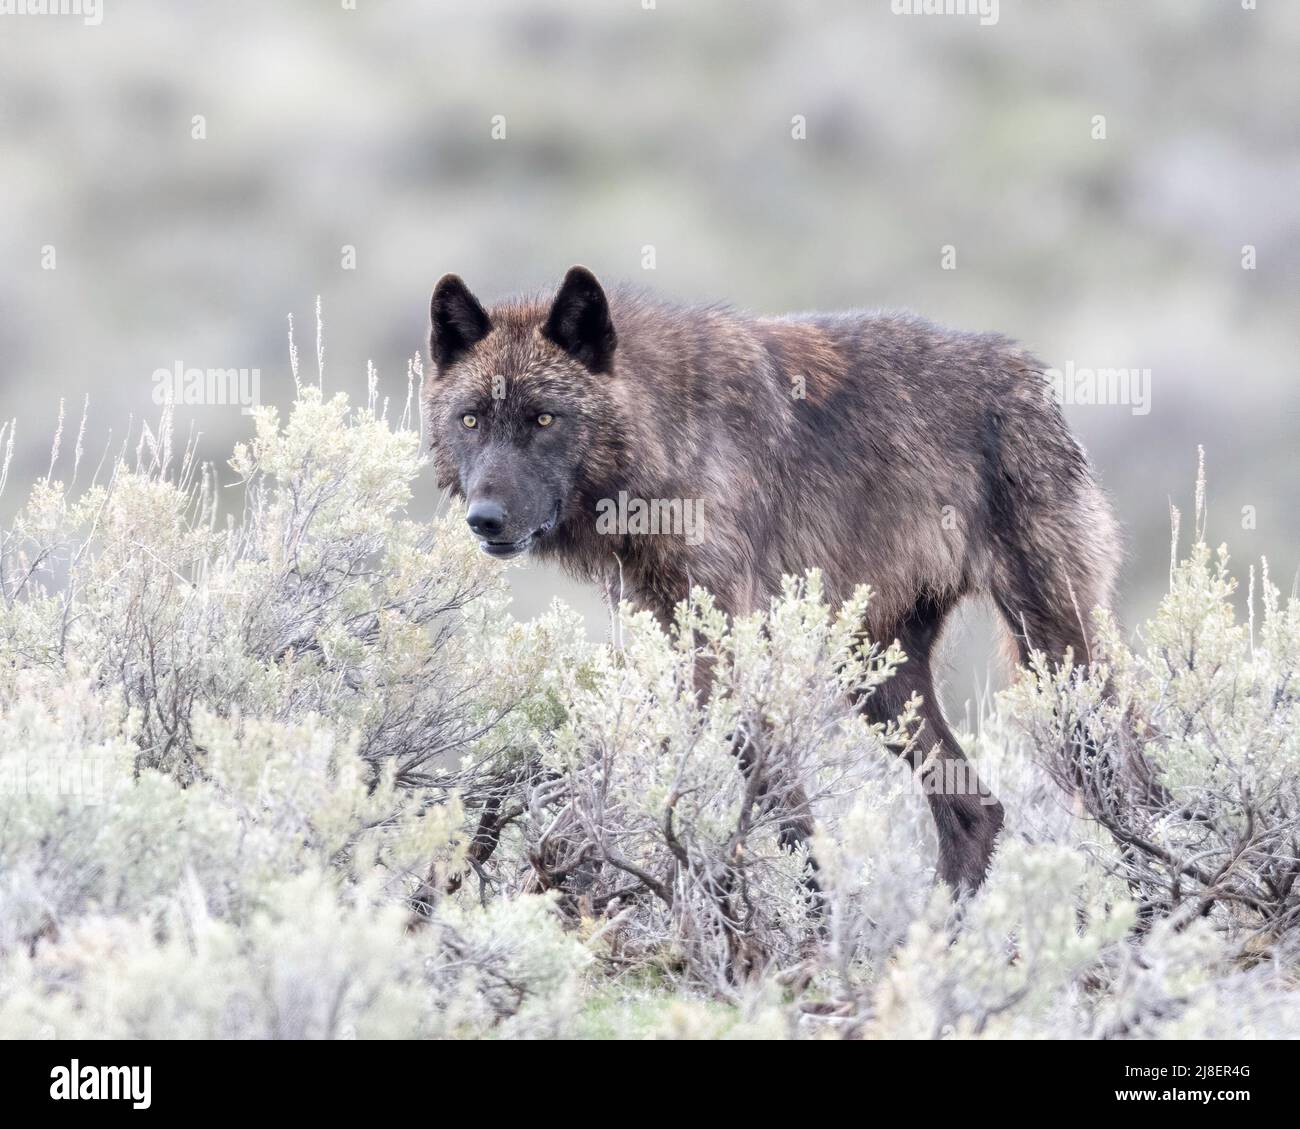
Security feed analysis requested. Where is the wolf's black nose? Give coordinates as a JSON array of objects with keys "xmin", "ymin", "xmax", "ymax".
[{"xmin": 467, "ymin": 500, "xmax": 507, "ymax": 539}]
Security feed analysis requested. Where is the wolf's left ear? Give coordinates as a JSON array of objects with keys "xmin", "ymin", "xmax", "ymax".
[
  {"xmin": 430, "ymin": 274, "xmax": 492, "ymax": 371},
  {"xmin": 543, "ymin": 266, "xmax": 617, "ymax": 374}
]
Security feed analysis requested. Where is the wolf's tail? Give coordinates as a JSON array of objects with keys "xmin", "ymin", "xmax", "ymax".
[{"xmin": 981, "ymin": 398, "xmax": 1121, "ymax": 670}]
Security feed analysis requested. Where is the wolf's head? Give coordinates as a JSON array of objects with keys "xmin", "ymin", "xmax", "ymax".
[{"xmin": 422, "ymin": 266, "xmax": 623, "ymax": 559}]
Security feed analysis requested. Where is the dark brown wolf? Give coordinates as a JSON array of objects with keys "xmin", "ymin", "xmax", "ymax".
[{"xmin": 422, "ymin": 266, "xmax": 1120, "ymax": 890}]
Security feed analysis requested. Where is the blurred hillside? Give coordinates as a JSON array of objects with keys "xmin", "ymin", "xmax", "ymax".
[{"xmin": 1, "ymin": 0, "xmax": 1296, "ymax": 698}]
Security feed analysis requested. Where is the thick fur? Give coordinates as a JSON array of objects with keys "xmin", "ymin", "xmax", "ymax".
[{"xmin": 423, "ymin": 267, "xmax": 1121, "ymax": 890}]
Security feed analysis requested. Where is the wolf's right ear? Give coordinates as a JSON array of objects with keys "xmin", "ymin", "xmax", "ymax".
[{"xmin": 430, "ymin": 274, "xmax": 492, "ymax": 371}]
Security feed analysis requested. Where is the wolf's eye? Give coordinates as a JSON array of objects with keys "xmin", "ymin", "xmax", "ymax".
[
  {"xmin": 461, "ymin": 414, "xmax": 478, "ymax": 430},
  {"xmin": 536, "ymin": 413, "xmax": 554, "ymax": 428}
]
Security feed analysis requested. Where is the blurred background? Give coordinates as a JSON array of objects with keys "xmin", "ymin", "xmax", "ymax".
[{"xmin": 1, "ymin": 0, "xmax": 1296, "ymax": 708}]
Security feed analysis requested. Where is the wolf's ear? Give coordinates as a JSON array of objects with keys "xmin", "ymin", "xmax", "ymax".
[
  {"xmin": 543, "ymin": 266, "xmax": 617, "ymax": 374},
  {"xmin": 430, "ymin": 274, "xmax": 492, "ymax": 371}
]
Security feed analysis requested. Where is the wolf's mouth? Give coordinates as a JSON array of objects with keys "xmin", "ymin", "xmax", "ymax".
[{"xmin": 478, "ymin": 504, "xmax": 560, "ymax": 560}]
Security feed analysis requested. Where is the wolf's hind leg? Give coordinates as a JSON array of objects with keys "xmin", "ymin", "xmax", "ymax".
[{"xmin": 858, "ymin": 594, "xmax": 1004, "ymax": 892}]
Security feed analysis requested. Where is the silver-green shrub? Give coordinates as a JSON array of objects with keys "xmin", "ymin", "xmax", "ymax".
[
  {"xmin": 0, "ymin": 391, "xmax": 1295, "ymax": 1039},
  {"xmin": 0, "ymin": 389, "xmax": 587, "ymax": 1038}
]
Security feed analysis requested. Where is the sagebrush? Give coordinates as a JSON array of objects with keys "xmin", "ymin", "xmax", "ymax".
[{"xmin": 0, "ymin": 386, "xmax": 1295, "ymax": 1039}]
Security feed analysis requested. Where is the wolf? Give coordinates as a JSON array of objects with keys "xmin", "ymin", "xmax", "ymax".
[{"xmin": 422, "ymin": 266, "xmax": 1120, "ymax": 890}]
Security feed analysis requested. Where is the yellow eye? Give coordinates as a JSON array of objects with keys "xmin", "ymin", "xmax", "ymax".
[
  {"xmin": 461, "ymin": 414, "xmax": 478, "ymax": 429},
  {"xmin": 537, "ymin": 413, "xmax": 554, "ymax": 428}
]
